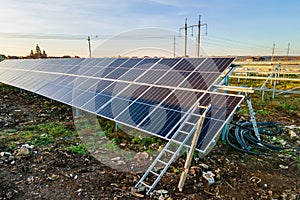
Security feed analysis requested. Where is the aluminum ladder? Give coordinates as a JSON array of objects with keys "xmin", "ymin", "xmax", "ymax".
[{"xmin": 135, "ymin": 105, "xmax": 211, "ymax": 195}]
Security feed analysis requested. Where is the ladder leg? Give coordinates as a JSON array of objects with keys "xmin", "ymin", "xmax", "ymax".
[{"xmin": 178, "ymin": 105, "xmax": 211, "ymax": 191}]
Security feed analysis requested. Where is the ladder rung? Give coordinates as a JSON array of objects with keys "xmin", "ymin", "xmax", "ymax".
[
  {"xmin": 164, "ymin": 149, "xmax": 175, "ymax": 154},
  {"xmin": 150, "ymin": 171, "xmax": 160, "ymax": 176},
  {"xmin": 179, "ymin": 130, "xmax": 189, "ymax": 134},
  {"xmin": 135, "ymin": 105, "xmax": 205, "ymax": 195},
  {"xmin": 157, "ymin": 160, "xmax": 168, "ymax": 165},
  {"xmin": 186, "ymin": 121, "xmax": 196, "ymax": 125},
  {"xmin": 140, "ymin": 181, "xmax": 151, "ymax": 188}
]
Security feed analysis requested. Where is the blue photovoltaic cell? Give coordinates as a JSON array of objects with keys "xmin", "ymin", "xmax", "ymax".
[
  {"xmin": 136, "ymin": 87, "xmax": 171, "ymax": 105},
  {"xmin": 97, "ymin": 97, "xmax": 132, "ymax": 119},
  {"xmin": 59, "ymin": 90, "xmax": 74, "ymax": 104},
  {"xmin": 174, "ymin": 58, "xmax": 205, "ymax": 71},
  {"xmin": 119, "ymin": 58, "xmax": 143, "ymax": 68},
  {"xmin": 118, "ymin": 102, "xmax": 153, "ymax": 126},
  {"xmin": 73, "ymin": 78, "xmax": 99, "ymax": 91},
  {"xmin": 94, "ymin": 80, "xmax": 114, "ymax": 94},
  {"xmin": 51, "ymin": 86, "xmax": 73, "ymax": 101},
  {"xmin": 136, "ymin": 70, "xmax": 168, "ymax": 84},
  {"xmin": 151, "ymin": 58, "xmax": 181, "ymax": 70},
  {"xmin": 0, "ymin": 57, "xmax": 243, "ymax": 153},
  {"xmin": 117, "ymin": 84, "xmax": 150, "ymax": 101},
  {"xmin": 133, "ymin": 58, "xmax": 160, "ymax": 69},
  {"xmin": 108, "ymin": 58, "xmax": 128, "ymax": 68},
  {"xmin": 72, "ymin": 90, "xmax": 96, "ymax": 107},
  {"xmin": 105, "ymin": 68, "xmax": 130, "ymax": 79},
  {"xmin": 118, "ymin": 68, "xmax": 146, "ymax": 81},
  {"xmin": 139, "ymin": 108, "xmax": 182, "ymax": 137},
  {"xmin": 81, "ymin": 94, "xmax": 112, "ymax": 112},
  {"xmin": 37, "ymin": 83, "xmax": 63, "ymax": 96}
]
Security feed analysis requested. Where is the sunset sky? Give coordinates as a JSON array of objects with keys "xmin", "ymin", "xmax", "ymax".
[{"xmin": 0, "ymin": 0, "xmax": 299, "ymax": 57}]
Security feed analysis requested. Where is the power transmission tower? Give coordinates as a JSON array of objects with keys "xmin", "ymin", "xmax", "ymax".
[
  {"xmin": 179, "ymin": 15, "xmax": 207, "ymax": 57},
  {"xmin": 271, "ymin": 43, "xmax": 275, "ymax": 62},
  {"xmin": 286, "ymin": 42, "xmax": 290, "ymax": 61},
  {"xmin": 87, "ymin": 36, "xmax": 92, "ymax": 58}
]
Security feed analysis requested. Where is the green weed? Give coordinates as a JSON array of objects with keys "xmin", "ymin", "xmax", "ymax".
[
  {"xmin": 280, "ymin": 103, "xmax": 297, "ymax": 111},
  {"xmin": 29, "ymin": 134, "xmax": 53, "ymax": 146},
  {"xmin": 102, "ymin": 142, "xmax": 118, "ymax": 150},
  {"xmin": 37, "ymin": 123, "xmax": 73, "ymax": 137},
  {"xmin": 238, "ymin": 108, "xmax": 249, "ymax": 115},
  {"xmin": 67, "ymin": 144, "xmax": 87, "ymax": 155},
  {"xmin": 256, "ymin": 109, "xmax": 269, "ymax": 115}
]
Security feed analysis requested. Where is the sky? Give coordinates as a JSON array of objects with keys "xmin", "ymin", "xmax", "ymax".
[{"xmin": 0, "ymin": 0, "xmax": 300, "ymax": 57}]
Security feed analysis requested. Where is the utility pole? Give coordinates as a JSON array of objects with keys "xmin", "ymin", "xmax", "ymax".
[
  {"xmin": 87, "ymin": 36, "xmax": 92, "ymax": 58},
  {"xmin": 196, "ymin": 15, "xmax": 207, "ymax": 57},
  {"xmin": 179, "ymin": 18, "xmax": 188, "ymax": 57},
  {"xmin": 286, "ymin": 42, "xmax": 290, "ymax": 61},
  {"xmin": 197, "ymin": 15, "xmax": 201, "ymax": 57},
  {"xmin": 271, "ymin": 43, "xmax": 275, "ymax": 62},
  {"xmin": 173, "ymin": 35, "xmax": 176, "ymax": 58},
  {"xmin": 183, "ymin": 18, "xmax": 187, "ymax": 57},
  {"xmin": 179, "ymin": 15, "xmax": 207, "ymax": 58}
]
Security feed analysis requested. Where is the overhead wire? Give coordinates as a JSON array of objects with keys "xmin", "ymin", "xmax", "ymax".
[{"xmin": 0, "ymin": 31, "xmax": 298, "ymax": 56}]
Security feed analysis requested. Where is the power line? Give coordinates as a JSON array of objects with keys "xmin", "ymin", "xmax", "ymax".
[
  {"xmin": 208, "ymin": 34, "xmax": 272, "ymax": 49},
  {"xmin": 0, "ymin": 31, "xmax": 298, "ymax": 56}
]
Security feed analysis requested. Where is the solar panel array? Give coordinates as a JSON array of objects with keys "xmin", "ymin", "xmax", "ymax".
[{"xmin": 0, "ymin": 57, "xmax": 243, "ymax": 153}]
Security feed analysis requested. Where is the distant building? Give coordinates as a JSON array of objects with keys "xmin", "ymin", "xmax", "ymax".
[
  {"xmin": 7, "ymin": 55, "xmax": 22, "ymax": 59},
  {"xmin": 28, "ymin": 44, "xmax": 47, "ymax": 59}
]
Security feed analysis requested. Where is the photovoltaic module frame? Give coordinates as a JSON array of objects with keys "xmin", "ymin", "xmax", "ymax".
[{"xmin": 0, "ymin": 57, "xmax": 243, "ymax": 153}]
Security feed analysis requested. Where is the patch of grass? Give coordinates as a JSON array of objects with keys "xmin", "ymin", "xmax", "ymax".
[
  {"xmin": 95, "ymin": 131, "xmax": 106, "ymax": 137},
  {"xmin": 257, "ymin": 100, "xmax": 267, "ymax": 106},
  {"xmin": 131, "ymin": 136, "xmax": 142, "ymax": 144},
  {"xmin": 142, "ymin": 137, "xmax": 162, "ymax": 147},
  {"xmin": 146, "ymin": 149, "xmax": 153, "ymax": 153},
  {"xmin": 8, "ymin": 142, "xmax": 17, "ymax": 150},
  {"xmin": 4, "ymin": 129, "xmax": 17, "ymax": 133},
  {"xmin": 280, "ymin": 102, "xmax": 297, "ymax": 111},
  {"xmin": 264, "ymin": 135, "xmax": 284, "ymax": 144},
  {"xmin": 283, "ymin": 150, "xmax": 295, "ymax": 156},
  {"xmin": 171, "ymin": 166, "xmax": 180, "ymax": 173},
  {"xmin": 238, "ymin": 108, "xmax": 249, "ymax": 115},
  {"xmin": 37, "ymin": 123, "xmax": 73, "ymax": 138},
  {"xmin": 29, "ymin": 134, "xmax": 53, "ymax": 146},
  {"xmin": 67, "ymin": 144, "xmax": 87, "ymax": 155},
  {"xmin": 102, "ymin": 142, "xmax": 118, "ymax": 150},
  {"xmin": 256, "ymin": 109, "xmax": 269, "ymax": 115}
]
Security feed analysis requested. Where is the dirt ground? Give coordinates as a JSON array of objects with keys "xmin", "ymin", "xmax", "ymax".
[{"xmin": 0, "ymin": 85, "xmax": 299, "ymax": 200}]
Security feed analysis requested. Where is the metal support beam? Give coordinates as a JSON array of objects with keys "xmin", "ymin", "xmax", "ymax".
[
  {"xmin": 245, "ymin": 93, "xmax": 260, "ymax": 141},
  {"xmin": 214, "ymin": 85, "xmax": 254, "ymax": 93},
  {"xmin": 75, "ymin": 108, "xmax": 80, "ymax": 117},
  {"xmin": 272, "ymin": 64, "xmax": 280, "ymax": 99}
]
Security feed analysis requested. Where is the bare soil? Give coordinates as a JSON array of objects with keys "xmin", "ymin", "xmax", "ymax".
[{"xmin": 0, "ymin": 85, "xmax": 299, "ymax": 200}]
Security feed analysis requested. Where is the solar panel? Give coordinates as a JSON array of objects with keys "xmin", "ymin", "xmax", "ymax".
[{"xmin": 0, "ymin": 57, "xmax": 243, "ymax": 153}]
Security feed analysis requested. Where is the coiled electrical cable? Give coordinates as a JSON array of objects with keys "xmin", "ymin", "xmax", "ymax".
[{"xmin": 225, "ymin": 121, "xmax": 299, "ymax": 155}]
